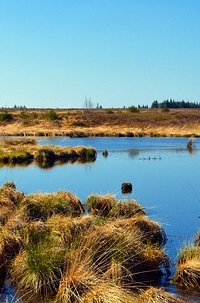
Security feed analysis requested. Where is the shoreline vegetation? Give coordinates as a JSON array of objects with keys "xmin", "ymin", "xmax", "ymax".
[
  {"xmin": 0, "ymin": 137, "xmax": 96, "ymax": 167},
  {"xmin": 0, "ymin": 108, "xmax": 200, "ymax": 137},
  {"xmin": 0, "ymin": 182, "xmax": 189, "ymax": 303}
]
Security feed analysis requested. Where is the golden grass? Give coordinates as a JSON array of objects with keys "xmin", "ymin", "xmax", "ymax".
[
  {"xmin": 112, "ymin": 215, "xmax": 167, "ymax": 247},
  {"xmin": 46, "ymin": 215, "xmax": 95, "ymax": 247},
  {"xmin": 81, "ymin": 282, "xmax": 138, "ymax": 303},
  {"xmin": 0, "ymin": 183, "xmax": 180, "ymax": 302},
  {"xmin": 20, "ymin": 191, "xmax": 84, "ymax": 221},
  {"xmin": 173, "ymin": 258, "xmax": 200, "ymax": 289},
  {"xmin": 85, "ymin": 194, "xmax": 145, "ymax": 218},
  {"xmin": 0, "ymin": 182, "xmax": 24, "ymax": 206},
  {"xmin": 0, "ymin": 227, "xmax": 22, "ymax": 285},
  {"xmin": 1, "ymin": 108, "xmax": 200, "ymax": 137},
  {"xmin": 173, "ymin": 243, "xmax": 200, "ymax": 290},
  {"xmin": 138, "ymin": 287, "xmax": 187, "ymax": 303},
  {"xmin": 0, "ymin": 138, "xmax": 97, "ymax": 166}
]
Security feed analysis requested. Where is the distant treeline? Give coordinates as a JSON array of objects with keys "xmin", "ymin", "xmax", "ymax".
[{"xmin": 151, "ymin": 99, "xmax": 200, "ymax": 109}]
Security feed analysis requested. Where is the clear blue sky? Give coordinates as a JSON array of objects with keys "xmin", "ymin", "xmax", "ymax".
[{"xmin": 0, "ymin": 1, "xmax": 200, "ymax": 108}]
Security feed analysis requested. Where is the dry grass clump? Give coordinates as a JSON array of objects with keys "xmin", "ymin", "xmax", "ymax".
[
  {"xmin": 55, "ymin": 218, "xmax": 169, "ymax": 302},
  {"xmin": 86, "ymin": 194, "xmax": 117, "ymax": 216},
  {"xmin": 0, "ymin": 137, "xmax": 37, "ymax": 146},
  {"xmin": 10, "ymin": 220, "xmax": 66, "ymax": 296},
  {"xmin": 0, "ymin": 182, "xmax": 24, "ymax": 206},
  {"xmin": 81, "ymin": 282, "xmax": 138, "ymax": 303},
  {"xmin": 20, "ymin": 191, "xmax": 84, "ymax": 221},
  {"xmin": 85, "ymin": 194, "xmax": 144, "ymax": 218},
  {"xmin": 132, "ymin": 215, "xmax": 167, "ymax": 246},
  {"xmin": 138, "ymin": 287, "xmax": 187, "ymax": 303},
  {"xmin": 0, "ymin": 227, "xmax": 22, "ymax": 285},
  {"xmin": 0, "ymin": 137, "xmax": 97, "ymax": 167},
  {"xmin": 173, "ymin": 243, "xmax": 200, "ymax": 290},
  {"xmin": 0, "ymin": 182, "xmax": 24, "ymax": 225},
  {"xmin": 55, "ymin": 224, "xmax": 133, "ymax": 302},
  {"xmin": 0, "ymin": 205, "xmax": 14, "ymax": 226},
  {"xmin": 0, "ymin": 184, "xmax": 175, "ymax": 302},
  {"xmin": 109, "ymin": 199, "xmax": 145, "ymax": 218},
  {"xmin": 35, "ymin": 146, "xmax": 97, "ymax": 168},
  {"xmin": 46, "ymin": 215, "xmax": 94, "ymax": 246}
]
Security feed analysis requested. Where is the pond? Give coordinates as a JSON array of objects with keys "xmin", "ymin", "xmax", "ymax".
[{"xmin": 0, "ymin": 136, "xmax": 200, "ymax": 302}]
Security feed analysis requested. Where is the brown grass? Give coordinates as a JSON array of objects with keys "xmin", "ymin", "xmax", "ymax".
[
  {"xmin": 138, "ymin": 287, "xmax": 187, "ymax": 303},
  {"xmin": 173, "ymin": 240, "xmax": 200, "ymax": 290},
  {"xmin": 85, "ymin": 194, "xmax": 145, "ymax": 218},
  {"xmin": 20, "ymin": 191, "xmax": 84, "ymax": 221},
  {"xmin": 0, "ymin": 183, "xmax": 181, "ymax": 302},
  {"xmin": 1, "ymin": 108, "xmax": 200, "ymax": 137}
]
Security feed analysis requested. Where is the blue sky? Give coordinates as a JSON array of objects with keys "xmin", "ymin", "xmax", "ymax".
[{"xmin": 0, "ymin": 1, "xmax": 200, "ymax": 108}]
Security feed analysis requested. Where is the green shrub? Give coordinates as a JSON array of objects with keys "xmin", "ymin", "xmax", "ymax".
[
  {"xmin": 85, "ymin": 148, "xmax": 97, "ymax": 161},
  {"xmin": 19, "ymin": 110, "xmax": 30, "ymax": 119},
  {"xmin": 105, "ymin": 109, "xmax": 114, "ymax": 114},
  {"xmin": 46, "ymin": 109, "xmax": 58, "ymax": 121},
  {"xmin": 128, "ymin": 106, "xmax": 139, "ymax": 113},
  {"xmin": 0, "ymin": 111, "xmax": 13, "ymax": 121}
]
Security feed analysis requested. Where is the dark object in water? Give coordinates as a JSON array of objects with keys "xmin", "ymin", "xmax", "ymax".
[
  {"xmin": 121, "ymin": 182, "xmax": 132, "ymax": 194},
  {"xmin": 102, "ymin": 150, "xmax": 108, "ymax": 157}
]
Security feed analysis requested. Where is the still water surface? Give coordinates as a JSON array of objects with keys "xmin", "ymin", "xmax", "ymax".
[{"xmin": 0, "ymin": 137, "xmax": 200, "ymax": 302}]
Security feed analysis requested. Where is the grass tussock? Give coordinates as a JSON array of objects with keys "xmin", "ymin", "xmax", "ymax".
[
  {"xmin": 173, "ymin": 243, "xmax": 200, "ymax": 289},
  {"xmin": 55, "ymin": 219, "xmax": 169, "ymax": 302},
  {"xmin": 11, "ymin": 229, "xmax": 65, "ymax": 295},
  {"xmin": 0, "ymin": 182, "xmax": 24, "ymax": 206},
  {"xmin": 46, "ymin": 215, "xmax": 94, "ymax": 246},
  {"xmin": 0, "ymin": 182, "xmax": 24, "ymax": 226},
  {"xmin": 35, "ymin": 146, "xmax": 96, "ymax": 168},
  {"xmin": 20, "ymin": 191, "xmax": 84, "ymax": 221},
  {"xmin": 0, "ymin": 182, "xmax": 179, "ymax": 302},
  {"xmin": 0, "ymin": 227, "xmax": 22, "ymax": 284},
  {"xmin": 0, "ymin": 137, "xmax": 97, "ymax": 167},
  {"xmin": 85, "ymin": 194, "xmax": 145, "ymax": 218},
  {"xmin": 122, "ymin": 215, "xmax": 167, "ymax": 246},
  {"xmin": 81, "ymin": 282, "xmax": 138, "ymax": 303},
  {"xmin": 138, "ymin": 287, "xmax": 187, "ymax": 303}
]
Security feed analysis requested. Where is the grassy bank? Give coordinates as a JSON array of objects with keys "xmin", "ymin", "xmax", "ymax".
[
  {"xmin": 0, "ymin": 108, "xmax": 200, "ymax": 137},
  {"xmin": 0, "ymin": 182, "xmax": 188, "ymax": 303},
  {"xmin": 0, "ymin": 137, "xmax": 96, "ymax": 167}
]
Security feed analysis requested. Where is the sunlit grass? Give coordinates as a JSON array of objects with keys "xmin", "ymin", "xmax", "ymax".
[
  {"xmin": 0, "ymin": 182, "xmax": 183, "ymax": 302},
  {"xmin": 20, "ymin": 191, "xmax": 84, "ymax": 221},
  {"xmin": 173, "ymin": 242, "xmax": 200, "ymax": 289}
]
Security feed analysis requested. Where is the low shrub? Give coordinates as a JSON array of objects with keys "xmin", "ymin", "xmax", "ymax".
[
  {"xmin": 0, "ymin": 111, "xmax": 13, "ymax": 121},
  {"xmin": 128, "ymin": 106, "xmax": 139, "ymax": 113},
  {"xmin": 46, "ymin": 109, "xmax": 59, "ymax": 121}
]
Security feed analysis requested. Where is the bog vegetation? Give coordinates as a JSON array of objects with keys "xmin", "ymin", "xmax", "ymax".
[
  {"xmin": 0, "ymin": 137, "xmax": 96, "ymax": 167},
  {"xmin": 0, "ymin": 107, "xmax": 200, "ymax": 137},
  {"xmin": 0, "ymin": 182, "xmax": 189, "ymax": 303}
]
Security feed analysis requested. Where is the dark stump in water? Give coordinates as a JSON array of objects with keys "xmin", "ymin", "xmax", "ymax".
[{"xmin": 121, "ymin": 182, "xmax": 132, "ymax": 194}]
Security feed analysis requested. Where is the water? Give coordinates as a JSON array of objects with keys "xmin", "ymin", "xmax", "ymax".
[{"xmin": 0, "ymin": 137, "xmax": 200, "ymax": 302}]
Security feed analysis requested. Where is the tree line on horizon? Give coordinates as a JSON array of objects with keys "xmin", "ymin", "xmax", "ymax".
[{"xmin": 151, "ymin": 99, "xmax": 200, "ymax": 109}]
